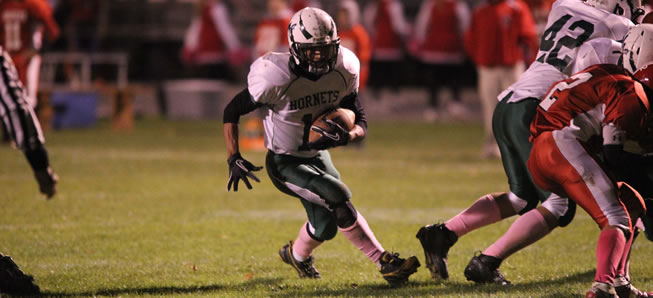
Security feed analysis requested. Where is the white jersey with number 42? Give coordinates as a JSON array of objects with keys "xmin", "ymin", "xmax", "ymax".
[
  {"xmin": 498, "ymin": 0, "xmax": 633, "ymax": 103},
  {"xmin": 248, "ymin": 47, "xmax": 360, "ymax": 158}
]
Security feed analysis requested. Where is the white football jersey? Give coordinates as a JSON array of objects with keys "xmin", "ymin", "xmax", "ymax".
[
  {"xmin": 571, "ymin": 38, "xmax": 622, "ymax": 73},
  {"xmin": 498, "ymin": 0, "xmax": 633, "ymax": 103},
  {"xmin": 248, "ymin": 46, "xmax": 360, "ymax": 158}
]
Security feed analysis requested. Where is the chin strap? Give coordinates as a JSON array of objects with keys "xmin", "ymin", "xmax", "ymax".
[{"xmin": 288, "ymin": 58, "xmax": 323, "ymax": 81}]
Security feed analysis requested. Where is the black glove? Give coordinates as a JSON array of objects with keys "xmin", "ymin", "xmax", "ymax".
[
  {"xmin": 34, "ymin": 167, "xmax": 58, "ymax": 199},
  {"xmin": 308, "ymin": 119, "xmax": 350, "ymax": 150},
  {"xmin": 227, "ymin": 153, "xmax": 263, "ymax": 191}
]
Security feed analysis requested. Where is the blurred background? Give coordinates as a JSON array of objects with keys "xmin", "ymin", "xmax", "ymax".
[{"xmin": 4, "ymin": 0, "xmax": 571, "ymax": 136}]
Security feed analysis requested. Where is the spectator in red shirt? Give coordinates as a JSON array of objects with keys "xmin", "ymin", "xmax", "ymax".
[
  {"xmin": 0, "ymin": 0, "xmax": 59, "ymax": 109},
  {"xmin": 464, "ymin": 0, "xmax": 538, "ymax": 158},
  {"xmin": 414, "ymin": 0, "xmax": 471, "ymax": 121},
  {"xmin": 363, "ymin": 0, "xmax": 410, "ymax": 93},
  {"xmin": 181, "ymin": 0, "xmax": 246, "ymax": 80},
  {"xmin": 337, "ymin": 0, "xmax": 371, "ymax": 91},
  {"xmin": 253, "ymin": 0, "xmax": 293, "ymax": 59}
]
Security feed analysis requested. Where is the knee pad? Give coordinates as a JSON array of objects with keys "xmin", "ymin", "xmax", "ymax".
[
  {"xmin": 507, "ymin": 192, "xmax": 531, "ymax": 214},
  {"xmin": 308, "ymin": 220, "xmax": 338, "ymax": 241},
  {"xmin": 540, "ymin": 194, "xmax": 576, "ymax": 227},
  {"xmin": 332, "ymin": 201, "xmax": 357, "ymax": 228}
]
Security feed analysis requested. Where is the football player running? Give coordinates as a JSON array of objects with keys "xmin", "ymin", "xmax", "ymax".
[
  {"xmin": 528, "ymin": 23, "xmax": 653, "ymax": 298},
  {"xmin": 417, "ymin": 0, "xmax": 641, "ymax": 286},
  {"xmin": 222, "ymin": 7, "xmax": 420, "ymax": 286}
]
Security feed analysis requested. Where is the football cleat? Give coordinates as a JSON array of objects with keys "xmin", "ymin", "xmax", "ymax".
[
  {"xmin": 614, "ymin": 275, "xmax": 653, "ymax": 298},
  {"xmin": 586, "ymin": 281, "xmax": 618, "ymax": 298},
  {"xmin": 0, "ymin": 253, "xmax": 40, "ymax": 295},
  {"xmin": 378, "ymin": 251, "xmax": 420, "ymax": 287},
  {"xmin": 278, "ymin": 241, "xmax": 321, "ymax": 279},
  {"xmin": 416, "ymin": 224, "xmax": 458, "ymax": 280},
  {"xmin": 464, "ymin": 253, "xmax": 510, "ymax": 286}
]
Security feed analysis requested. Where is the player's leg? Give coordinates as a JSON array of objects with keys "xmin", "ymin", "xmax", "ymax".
[
  {"xmin": 314, "ymin": 151, "xmax": 420, "ymax": 286},
  {"xmin": 266, "ymin": 151, "xmax": 334, "ymax": 278},
  {"xmin": 464, "ymin": 98, "xmax": 577, "ymax": 284},
  {"xmin": 612, "ymin": 183, "xmax": 652, "ymax": 297},
  {"xmin": 529, "ymin": 131, "xmax": 633, "ymax": 296},
  {"xmin": 416, "ymin": 96, "xmax": 529, "ymax": 281},
  {"xmin": 266, "ymin": 150, "xmax": 419, "ymax": 284}
]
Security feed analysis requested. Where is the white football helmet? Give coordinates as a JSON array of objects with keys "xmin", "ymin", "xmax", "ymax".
[
  {"xmin": 585, "ymin": 0, "xmax": 644, "ymax": 22},
  {"xmin": 622, "ymin": 24, "xmax": 653, "ymax": 74},
  {"xmin": 287, "ymin": 7, "xmax": 340, "ymax": 76}
]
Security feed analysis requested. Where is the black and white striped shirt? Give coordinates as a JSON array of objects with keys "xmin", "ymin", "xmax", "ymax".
[{"xmin": 0, "ymin": 46, "xmax": 45, "ymax": 152}]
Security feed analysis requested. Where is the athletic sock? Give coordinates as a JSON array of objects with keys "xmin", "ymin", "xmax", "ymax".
[
  {"xmin": 339, "ymin": 212, "xmax": 385, "ymax": 268},
  {"xmin": 292, "ymin": 221, "xmax": 322, "ymax": 262},
  {"xmin": 445, "ymin": 194, "xmax": 502, "ymax": 238},
  {"xmin": 595, "ymin": 228, "xmax": 626, "ymax": 284},
  {"xmin": 483, "ymin": 208, "xmax": 552, "ymax": 259},
  {"xmin": 616, "ymin": 229, "xmax": 636, "ymax": 278}
]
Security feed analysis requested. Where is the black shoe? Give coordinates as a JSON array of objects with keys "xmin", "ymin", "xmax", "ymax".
[
  {"xmin": 614, "ymin": 275, "xmax": 653, "ymax": 298},
  {"xmin": 279, "ymin": 241, "xmax": 320, "ymax": 278},
  {"xmin": 0, "ymin": 253, "xmax": 40, "ymax": 295},
  {"xmin": 464, "ymin": 253, "xmax": 510, "ymax": 286},
  {"xmin": 379, "ymin": 251, "xmax": 420, "ymax": 287},
  {"xmin": 416, "ymin": 224, "xmax": 457, "ymax": 280}
]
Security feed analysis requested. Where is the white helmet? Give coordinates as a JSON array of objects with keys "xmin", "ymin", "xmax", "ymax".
[
  {"xmin": 622, "ymin": 24, "xmax": 653, "ymax": 74},
  {"xmin": 288, "ymin": 7, "xmax": 340, "ymax": 76},
  {"xmin": 585, "ymin": 0, "xmax": 644, "ymax": 22}
]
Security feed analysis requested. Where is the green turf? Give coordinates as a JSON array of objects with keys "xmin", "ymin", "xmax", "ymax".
[{"xmin": 1, "ymin": 119, "xmax": 652, "ymax": 297}]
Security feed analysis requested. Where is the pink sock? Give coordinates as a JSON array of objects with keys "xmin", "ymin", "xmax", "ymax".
[
  {"xmin": 292, "ymin": 221, "xmax": 322, "ymax": 261},
  {"xmin": 340, "ymin": 212, "xmax": 385, "ymax": 266},
  {"xmin": 595, "ymin": 228, "xmax": 626, "ymax": 284},
  {"xmin": 483, "ymin": 208, "xmax": 552, "ymax": 259},
  {"xmin": 616, "ymin": 229, "xmax": 635, "ymax": 277},
  {"xmin": 445, "ymin": 194, "xmax": 503, "ymax": 238}
]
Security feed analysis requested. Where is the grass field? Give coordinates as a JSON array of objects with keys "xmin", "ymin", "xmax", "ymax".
[{"xmin": 1, "ymin": 119, "xmax": 652, "ymax": 297}]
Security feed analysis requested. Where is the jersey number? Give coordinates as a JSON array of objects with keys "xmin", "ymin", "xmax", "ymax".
[
  {"xmin": 536, "ymin": 14, "xmax": 595, "ymax": 72},
  {"xmin": 298, "ymin": 114, "xmax": 313, "ymax": 151},
  {"xmin": 540, "ymin": 72, "xmax": 593, "ymax": 111}
]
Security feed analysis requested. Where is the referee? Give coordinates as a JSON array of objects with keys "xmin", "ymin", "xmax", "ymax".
[
  {"xmin": 0, "ymin": 46, "xmax": 58, "ymax": 294},
  {"xmin": 0, "ymin": 45, "xmax": 58, "ymax": 198}
]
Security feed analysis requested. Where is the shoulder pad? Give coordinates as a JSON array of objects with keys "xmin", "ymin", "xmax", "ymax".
[
  {"xmin": 336, "ymin": 46, "xmax": 360, "ymax": 77},
  {"xmin": 247, "ymin": 53, "xmax": 293, "ymax": 101}
]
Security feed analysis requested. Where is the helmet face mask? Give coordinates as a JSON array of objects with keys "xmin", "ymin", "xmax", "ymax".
[
  {"xmin": 288, "ymin": 7, "xmax": 340, "ymax": 76},
  {"xmin": 291, "ymin": 41, "xmax": 340, "ymax": 75}
]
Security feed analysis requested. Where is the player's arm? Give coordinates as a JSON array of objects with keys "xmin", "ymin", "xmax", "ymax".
[
  {"xmin": 222, "ymin": 88, "xmax": 263, "ymax": 191},
  {"xmin": 1, "ymin": 46, "xmax": 57, "ymax": 198},
  {"xmin": 603, "ymin": 123, "xmax": 653, "ymax": 198},
  {"xmin": 339, "ymin": 91, "xmax": 367, "ymax": 143}
]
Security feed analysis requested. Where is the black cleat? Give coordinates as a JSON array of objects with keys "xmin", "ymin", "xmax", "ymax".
[
  {"xmin": 379, "ymin": 251, "xmax": 420, "ymax": 287},
  {"xmin": 416, "ymin": 224, "xmax": 457, "ymax": 280},
  {"xmin": 464, "ymin": 253, "xmax": 510, "ymax": 286},
  {"xmin": 614, "ymin": 275, "xmax": 653, "ymax": 298},
  {"xmin": 279, "ymin": 241, "xmax": 320, "ymax": 278},
  {"xmin": 0, "ymin": 253, "xmax": 40, "ymax": 295}
]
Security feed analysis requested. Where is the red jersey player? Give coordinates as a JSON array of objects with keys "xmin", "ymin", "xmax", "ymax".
[
  {"xmin": 528, "ymin": 24, "xmax": 653, "ymax": 298},
  {"xmin": 0, "ymin": 0, "xmax": 59, "ymax": 108}
]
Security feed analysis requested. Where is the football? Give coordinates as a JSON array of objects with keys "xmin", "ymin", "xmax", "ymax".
[{"xmin": 308, "ymin": 108, "xmax": 356, "ymax": 143}]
